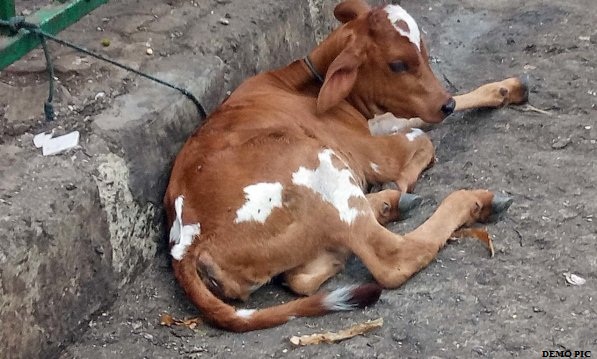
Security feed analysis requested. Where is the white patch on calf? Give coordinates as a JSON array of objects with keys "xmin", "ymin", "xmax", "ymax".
[
  {"xmin": 235, "ymin": 182, "xmax": 283, "ymax": 223},
  {"xmin": 236, "ymin": 309, "xmax": 256, "ymax": 319},
  {"xmin": 292, "ymin": 149, "xmax": 365, "ymax": 224},
  {"xmin": 406, "ymin": 128, "xmax": 424, "ymax": 141},
  {"xmin": 384, "ymin": 5, "xmax": 421, "ymax": 51},
  {"xmin": 370, "ymin": 162, "xmax": 381, "ymax": 174},
  {"xmin": 169, "ymin": 196, "xmax": 201, "ymax": 261}
]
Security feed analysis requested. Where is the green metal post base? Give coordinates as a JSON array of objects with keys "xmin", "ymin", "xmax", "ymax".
[{"xmin": 0, "ymin": 0, "xmax": 108, "ymax": 70}]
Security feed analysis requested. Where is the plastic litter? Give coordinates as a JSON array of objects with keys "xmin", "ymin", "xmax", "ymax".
[{"xmin": 33, "ymin": 130, "xmax": 80, "ymax": 156}]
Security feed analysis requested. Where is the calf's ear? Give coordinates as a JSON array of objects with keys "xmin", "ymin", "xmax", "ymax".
[
  {"xmin": 334, "ymin": 0, "xmax": 371, "ymax": 23},
  {"xmin": 316, "ymin": 45, "xmax": 362, "ymax": 114}
]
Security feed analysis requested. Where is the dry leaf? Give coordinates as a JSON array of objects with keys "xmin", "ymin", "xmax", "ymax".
[
  {"xmin": 160, "ymin": 314, "xmax": 175, "ymax": 327},
  {"xmin": 182, "ymin": 317, "xmax": 201, "ymax": 330},
  {"xmin": 290, "ymin": 318, "xmax": 383, "ymax": 346},
  {"xmin": 450, "ymin": 227, "xmax": 495, "ymax": 257},
  {"xmin": 159, "ymin": 313, "xmax": 202, "ymax": 329}
]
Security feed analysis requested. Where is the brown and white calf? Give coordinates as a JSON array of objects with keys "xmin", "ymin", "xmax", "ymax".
[{"xmin": 164, "ymin": 0, "xmax": 526, "ymax": 332}]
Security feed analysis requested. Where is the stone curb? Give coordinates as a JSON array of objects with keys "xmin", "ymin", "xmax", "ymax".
[{"xmin": 0, "ymin": 0, "xmax": 350, "ymax": 357}]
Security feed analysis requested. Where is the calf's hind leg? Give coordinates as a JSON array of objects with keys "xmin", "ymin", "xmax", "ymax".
[
  {"xmin": 349, "ymin": 189, "xmax": 512, "ymax": 289},
  {"xmin": 284, "ymin": 189, "xmax": 423, "ymax": 296},
  {"xmin": 284, "ymin": 249, "xmax": 350, "ymax": 296}
]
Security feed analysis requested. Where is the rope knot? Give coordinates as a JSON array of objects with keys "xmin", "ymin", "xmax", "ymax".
[{"xmin": 7, "ymin": 16, "xmax": 26, "ymax": 33}]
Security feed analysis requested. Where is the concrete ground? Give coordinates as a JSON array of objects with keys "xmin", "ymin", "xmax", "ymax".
[
  {"xmin": 1, "ymin": 0, "xmax": 341, "ymax": 357},
  {"xmin": 1, "ymin": 0, "xmax": 596, "ymax": 358}
]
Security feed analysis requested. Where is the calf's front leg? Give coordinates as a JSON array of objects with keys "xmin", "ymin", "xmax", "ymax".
[
  {"xmin": 348, "ymin": 189, "xmax": 512, "ymax": 289},
  {"xmin": 368, "ymin": 76, "xmax": 530, "ymax": 136},
  {"xmin": 454, "ymin": 76, "xmax": 529, "ymax": 112},
  {"xmin": 361, "ymin": 130, "xmax": 435, "ymax": 193}
]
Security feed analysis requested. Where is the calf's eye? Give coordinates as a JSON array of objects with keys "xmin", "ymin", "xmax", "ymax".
[{"xmin": 389, "ymin": 61, "xmax": 408, "ymax": 73}]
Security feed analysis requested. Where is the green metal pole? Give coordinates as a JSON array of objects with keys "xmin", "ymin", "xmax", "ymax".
[
  {"xmin": 0, "ymin": 0, "xmax": 16, "ymax": 20},
  {"xmin": 0, "ymin": 0, "xmax": 16, "ymax": 36},
  {"xmin": 0, "ymin": 0, "xmax": 108, "ymax": 69}
]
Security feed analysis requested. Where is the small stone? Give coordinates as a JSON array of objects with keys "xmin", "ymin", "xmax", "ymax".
[
  {"xmin": 558, "ymin": 208, "xmax": 577, "ymax": 220},
  {"xmin": 65, "ymin": 183, "xmax": 77, "ymax": 191},
  {"xmin": 472, "ymin": 346, "xmax": 485, "ymax": 356},
  {"xmin": 551, "ymin": 138, "xmax": 570, "ymax": 149},
  {"xmin": 219, "ymin": 18, "xmax": 230, "ymax": 25},
  {"xmin": 146, "ymin": 48, "xmax": 154, "ymax": 55},
  {"xmin": 392, "ymin": 332, "xmax": 407, "ymax": 342},
  {"xmin": 94, "ymin": 245, "xmax": 104, "ymax": 255},
  {"xmin": 564, "ymin": 272, "xmax": 586, "ymax": 286}
]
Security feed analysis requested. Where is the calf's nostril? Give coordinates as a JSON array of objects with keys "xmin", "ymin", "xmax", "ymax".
[{"xmin": 441, "ymin": 97, "xmax": 456, "ymax": 116}]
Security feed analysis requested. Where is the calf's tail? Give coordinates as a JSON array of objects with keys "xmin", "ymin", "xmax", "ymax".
[{"xmin": 173, "ymin": 253, "xmax": 382, "ymax": 332}]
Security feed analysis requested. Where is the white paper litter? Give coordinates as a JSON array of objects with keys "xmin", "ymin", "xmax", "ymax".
[
  {"xmin": 33, "ymin": 131, "xmax": 80, "ymax": 156},
  {"xmin": 33, "ymin": 131, "xmax": 54, "ymax": 148},
  {"xmin": 564, "ymin": 272, "xmax": 586, "ymax": 286}
]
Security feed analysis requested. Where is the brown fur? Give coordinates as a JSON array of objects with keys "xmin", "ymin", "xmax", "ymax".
[{"xmin": 164, "ymin": 0, "xmax": 526, "ymax": 331}]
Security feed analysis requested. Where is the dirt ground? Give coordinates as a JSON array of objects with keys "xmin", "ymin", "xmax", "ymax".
[{"xmin": 4, "ymin": 0, "xmax": 596, "ymax": 357}]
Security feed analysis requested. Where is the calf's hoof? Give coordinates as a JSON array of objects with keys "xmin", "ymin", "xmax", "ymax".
[
  {"xmin": 398, "ymin": 192, "xmax": 422, "ymax": 218},
  {"xmin": 517, "ymin": 74, "xmax": 530, "ymax": 104},
  {"xmin": 488, "ymin": 193, "xmax": 513, "ymax": 222},
  {"xmin": 491, "ymin": 194, "xmax": 514, "ymax": 214}
]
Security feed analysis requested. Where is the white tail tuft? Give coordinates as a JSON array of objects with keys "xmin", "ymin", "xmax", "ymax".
[{"xmin": 323, "ymin": 286, "xmax": 359, "ymax": 311}]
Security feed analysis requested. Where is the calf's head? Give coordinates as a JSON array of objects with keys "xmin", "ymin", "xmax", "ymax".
[{"xmin": 316, "ymin": 0, "xmax": 454, "ymax": 123}]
